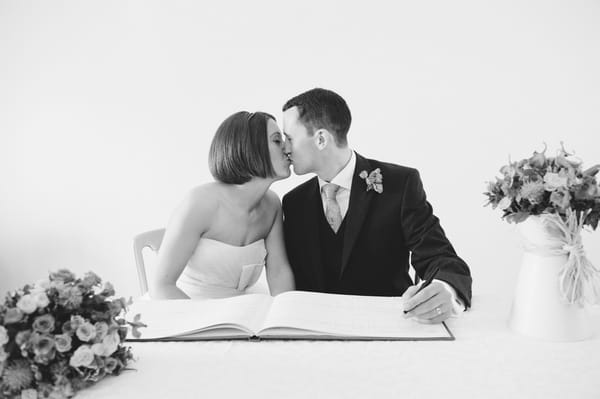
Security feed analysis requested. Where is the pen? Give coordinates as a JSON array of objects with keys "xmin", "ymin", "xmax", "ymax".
[{"xmin": 403, "ymin": 267, "xmax": 440, "ymax": 314}]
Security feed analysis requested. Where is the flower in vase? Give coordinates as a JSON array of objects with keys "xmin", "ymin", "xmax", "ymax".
[
  {"xmin": 574, "ymin": 175, "xmax": 599, "ymax": 200},
  {"xmin": 543, "ymin": 172, "xmax": 569, "ymax": 191},
  {"xmin": 550, "ymin": 188, "xmax": 571, "ymax": 211},
  {"xmin": 497, "ymin": 196, "xmax": 512, "ymax": 211},
  {"xmin": 528, "ymin": 146, "xmax": 547, "ymax": 168},
  {"xmin": 484, "ymin": 143, "xmax": 600, "ymax": 230},
  {"xmin": 520, "ymin": 181, "xmax": 545, "ymax": 204}
]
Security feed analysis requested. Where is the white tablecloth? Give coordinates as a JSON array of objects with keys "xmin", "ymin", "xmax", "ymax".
[{"xmin": 79, "ymin": 294, "xmax": 600, "ymax": 399}]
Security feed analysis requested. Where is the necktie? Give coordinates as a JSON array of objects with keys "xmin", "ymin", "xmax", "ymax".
[{"xmin": 322, "ymin": 183, "xmax": 342, "ymax": 233}]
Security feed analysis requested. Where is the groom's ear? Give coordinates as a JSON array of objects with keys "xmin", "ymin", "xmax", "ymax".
[{"xmin": 314, "ymin": 129, "xmax": 329, "ymax": 151}]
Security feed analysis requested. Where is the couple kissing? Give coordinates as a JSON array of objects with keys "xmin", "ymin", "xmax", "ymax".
[{"xmin": 150, "ymin": 88, "xmax": 472, "ymax": 324}]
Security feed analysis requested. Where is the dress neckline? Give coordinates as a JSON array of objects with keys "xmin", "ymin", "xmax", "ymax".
[{"xmin": 200, "ymin": 237, "xmax": 264, "ymax": 248}]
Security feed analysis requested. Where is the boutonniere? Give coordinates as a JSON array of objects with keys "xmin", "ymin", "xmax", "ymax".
[{"xmin": 359, "ymin": 168, "xmax": 383, "ymax": 193}]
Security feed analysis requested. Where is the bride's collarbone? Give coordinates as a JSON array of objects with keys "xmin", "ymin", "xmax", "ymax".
[
  {"xmin": 205, "ymin": 204, "xmax": 271, "ymax": 245},
  {"xmin": 216, "ymin": 195, "xmax": 272, "ymax": 221},
  {"xmin": 217, "ymin": 203, "xmax": 263, "ymax": 221}
]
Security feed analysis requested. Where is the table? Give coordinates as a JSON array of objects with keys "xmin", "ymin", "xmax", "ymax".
[{"xmin": 79, "ymin": 294, "xmax": 600, "ymax": 399}]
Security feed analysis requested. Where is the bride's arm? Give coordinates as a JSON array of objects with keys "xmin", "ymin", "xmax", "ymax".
[
  {"xmin": 150, "ymin": 187, "xmax": 212, "ymax": 299},
  {"xmin": 264, "ymin": 192, "xmax": 296, "ymax": 296}
]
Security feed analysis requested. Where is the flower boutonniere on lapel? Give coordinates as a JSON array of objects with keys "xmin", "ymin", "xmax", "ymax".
[{"xmin": 359, "ymin": 168, "xmax": 383, "ymax": 193}]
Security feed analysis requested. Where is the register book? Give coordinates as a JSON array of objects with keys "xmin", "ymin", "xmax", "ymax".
[{"xmin": 127, "ymin": 290, "xmax": 454, "ymax": 341}]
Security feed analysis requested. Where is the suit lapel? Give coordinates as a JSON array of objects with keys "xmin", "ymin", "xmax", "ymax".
[
  {"xmin": 340, "ymin": 153, "xmax": 374, "ymax": 277},
  {"xmin": 303, "ymin": 178, "xmax": 325, "ymax": 289}
]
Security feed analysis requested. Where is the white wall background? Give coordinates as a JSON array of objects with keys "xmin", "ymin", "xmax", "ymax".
[{"xmin": 1, "ymin": 0, "xmax": 599, "ymax": 303}]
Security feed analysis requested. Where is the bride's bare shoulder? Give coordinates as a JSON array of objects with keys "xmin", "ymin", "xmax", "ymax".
[
  {"xmin": 181, "ymin": 183, "xmax": 223, "ymax": 214},
  {"xmin": 264, "ymin": 189, "xmax": 282, "ymax": 211},
  {"xmin": 188, "ymin": 182, "xmax": 223, "ymax": 199}
]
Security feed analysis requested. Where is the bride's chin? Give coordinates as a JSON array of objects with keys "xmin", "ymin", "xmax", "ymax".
[{"xmin": 277, "ymin": 168, "xmax": 291, "ymax": 179}]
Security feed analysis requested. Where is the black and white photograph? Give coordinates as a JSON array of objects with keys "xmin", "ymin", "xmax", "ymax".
[{"xmin": 1, "ymin": 1, "xmax": 599, "ymax": 398}]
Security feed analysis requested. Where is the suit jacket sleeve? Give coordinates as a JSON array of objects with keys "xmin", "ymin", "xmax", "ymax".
[{"xmin": 400, "ymin": 169, "xmax": 472, "ymax": 307}]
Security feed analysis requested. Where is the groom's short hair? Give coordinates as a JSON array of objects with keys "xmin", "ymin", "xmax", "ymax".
[
  {"xmin": 209, "ymin": 111, "xmax": 276, "ymax": 184},
  {"xmin": 282, "ymin": 88, "xmax": 351, "ymax": 146}
]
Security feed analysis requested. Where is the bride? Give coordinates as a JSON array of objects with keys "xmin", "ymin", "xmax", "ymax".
[{"xmin": 150, "ymin": 111, "xmax": 295, "ymax": 299}]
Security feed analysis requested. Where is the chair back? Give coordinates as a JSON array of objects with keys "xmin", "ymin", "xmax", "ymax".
[{"xmin": 133, "ymin": 228, "xmax": 165, "ymax": 294}]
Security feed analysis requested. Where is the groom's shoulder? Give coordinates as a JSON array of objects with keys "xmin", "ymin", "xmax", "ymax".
[
  {"xmin": 368, "ymin": 158, "xmax": 415, "ymax": 175},
  {"xmin": 361, "ymin": 155, "xmax": 419, "ymax": 184},
  {"xmin": 282, "ymin": 177, "xmax": 317, "ymax": 203}
]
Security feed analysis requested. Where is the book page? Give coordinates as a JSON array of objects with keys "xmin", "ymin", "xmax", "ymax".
[
  {"xmin": 259, "ymin": 291, "xmax": 451, "ymax": 339},
  {"xmin": 128, "ymin": 294, "xmax": 273, "ymax": 340}
]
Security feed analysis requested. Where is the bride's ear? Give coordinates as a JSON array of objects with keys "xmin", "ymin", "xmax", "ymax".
[{"xmin": 314, "ymin": 129, "xmax": 330, "ymax": 151}]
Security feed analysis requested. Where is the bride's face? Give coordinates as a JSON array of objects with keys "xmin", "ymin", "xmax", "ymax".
[{"xmin": 267, "ymin": 119, "xmax": 291, "ymax": 180}]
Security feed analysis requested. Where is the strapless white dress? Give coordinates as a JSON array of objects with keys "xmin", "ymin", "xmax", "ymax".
[{"xmin": 176, "ymin": 237, "xmax": 267, "ymax": 299}]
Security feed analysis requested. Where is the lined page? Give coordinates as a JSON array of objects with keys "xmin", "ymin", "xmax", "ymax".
[
  {"xmin": 128, "ymin": 294, "xmax": 273, "ymax": 340},
  {"xmin": 259, "ymin": 291, "xmax": 451, "ymax": 339}
]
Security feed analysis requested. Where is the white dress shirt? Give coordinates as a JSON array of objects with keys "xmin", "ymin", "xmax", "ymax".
[
  {"xmin": 317, "ymin": 150, "xmax": 356, "ymax": 218},
  {"xmin": 317, "ymin": 150, "xmax": 465, "ymax": 316}
]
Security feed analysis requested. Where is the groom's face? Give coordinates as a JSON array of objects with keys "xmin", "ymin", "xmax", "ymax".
[
  {"xmin": 283, "ymin": 107, "xmax": 317, "ymax": 175},
  {"xmin": 266, "ymin": 118, "xmax": 291, "ymax": 180}
]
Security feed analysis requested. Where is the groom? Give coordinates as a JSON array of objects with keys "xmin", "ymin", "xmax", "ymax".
[{"xmin": 281, "ymin": 88, "xmax": 472, "ymax": 323}]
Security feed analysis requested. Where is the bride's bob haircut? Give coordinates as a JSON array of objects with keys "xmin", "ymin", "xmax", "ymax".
[{"xmin": 209, "ymin": 111, "xmax": 277, "ymax": 184}]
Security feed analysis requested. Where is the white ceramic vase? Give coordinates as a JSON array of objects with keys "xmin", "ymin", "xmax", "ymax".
[{"xmin": 508, "ymin": 215, "xmax": 593, "ymax": 341}]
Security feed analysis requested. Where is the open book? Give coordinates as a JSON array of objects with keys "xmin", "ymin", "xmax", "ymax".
[{"xmin": 127, "ymin": 291, "xmax": 454, "ymax": 341}]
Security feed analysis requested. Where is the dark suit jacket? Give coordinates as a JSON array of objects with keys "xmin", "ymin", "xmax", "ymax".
[{"xmin": 282, "ymin": 152, "xmax": 472, "ymax": 307}]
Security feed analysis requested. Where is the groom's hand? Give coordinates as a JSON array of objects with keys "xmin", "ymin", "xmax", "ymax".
[{"xmin": 401, "ymin": 281, "xmax": 453, "ymax": 324}]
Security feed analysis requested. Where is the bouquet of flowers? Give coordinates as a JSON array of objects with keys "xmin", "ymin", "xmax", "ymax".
[
  {"xmin": 484, "ymin": 144, "xmax": 600, "ymax": 306},
  {"xmin": 484, "ymin": 143, "xmax": 600, "ymax": 229},
  {"xmin": 0, "ymin": 270, "xmax": 145, "ymax": 399}
]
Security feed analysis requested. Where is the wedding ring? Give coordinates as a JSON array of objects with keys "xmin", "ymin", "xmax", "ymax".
[{"xmin": 435, "ymin": 307, "xmax": 442, "ymax": 315}]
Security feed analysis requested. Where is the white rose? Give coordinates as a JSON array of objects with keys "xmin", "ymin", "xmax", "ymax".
[
  {"xmin": 69, "ymin": 345, "xmax": 95, "ymax": 368},
  {"xmin": 91, "ymin": 342, "xmax": 112, "ymax": 357},
  {"xmin": 32, "ymin": 292, "xmax": 49, "ymax": 309},
  {"xmin": 54, "ymin": 334, "xmax": 72, "ymax": 353},
  {"xmin": 0, "ymin": 326, "xmax": 8, "ymax": 346},
  {"xmin": 76, "ymin": 322, "xmax": 97, "ymax": 342},
  {"xmin": 94, "ymin": 322, "xmax": 109, "ymax": 341},
  {"xmin": 92, "ymin": 342, "xmax": 105, "ymax": 356},
  {"xmin": 101, "ymin": 332, "xmax": 120, "ymax": 356},
  {"xmin": 543, "ymin": 172, "xmax": 568, "ymax": 191},
  {"xmin": 17, "ymin": 294, "xmax": 38, "ymax": 314}
]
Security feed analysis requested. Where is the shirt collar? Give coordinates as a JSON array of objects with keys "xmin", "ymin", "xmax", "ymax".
[{"xmin": 318, "ymin": 150, "xmax": 356, "ymax": 192}]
